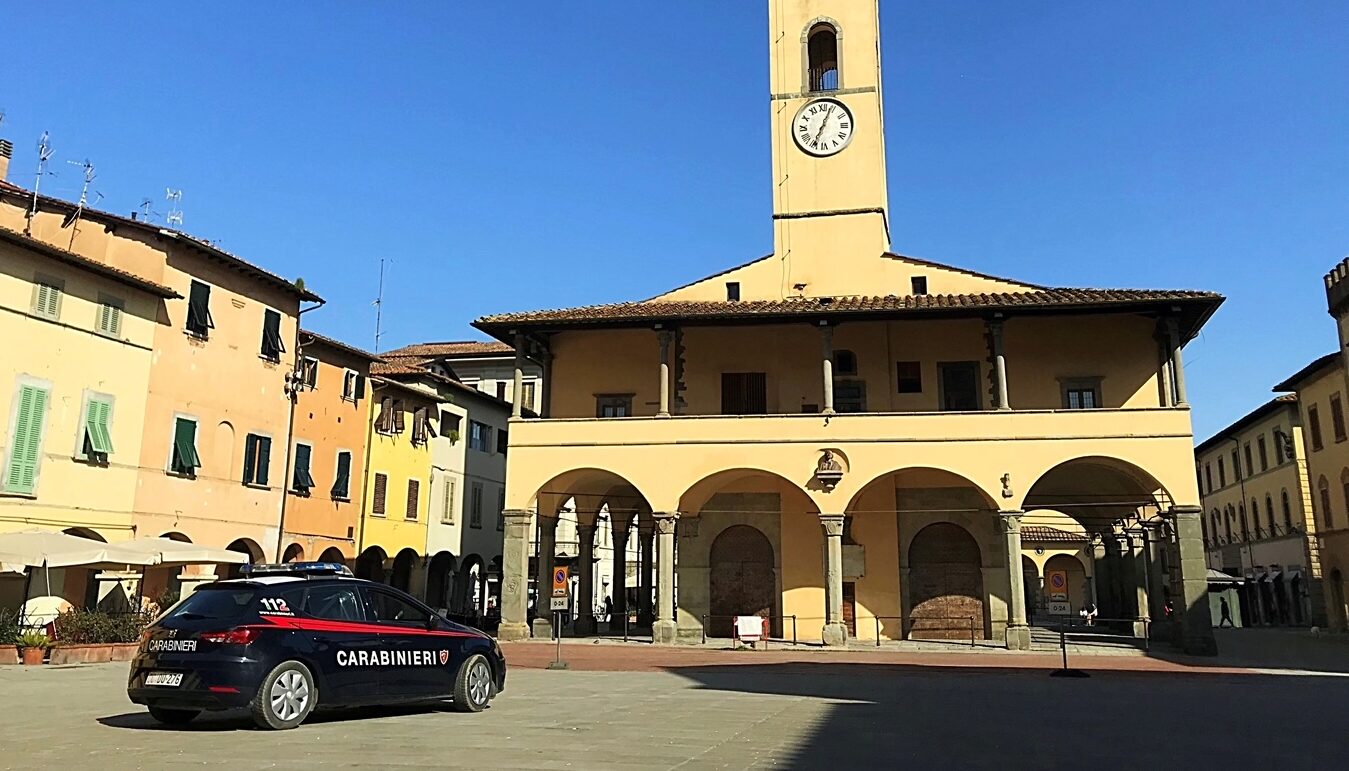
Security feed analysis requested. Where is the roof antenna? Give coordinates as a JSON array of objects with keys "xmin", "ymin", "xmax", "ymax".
[
  {"xmin": 165, "ymin": 188, "xmax": 184, "ymax": 227},
  {"xmin": 137, "ymin": 197, "xmax": 159, "ymax": 222},
  {"xmin": 373, "ymin": 258, "xmax": 390, "ymax": 354},
  {"xmin": 25, "ymin": 131, "xmax": 54, "ymax": 236},
  {"xmin": 61, "ymin": 158, "xmax": 101, "ymax": 249}
]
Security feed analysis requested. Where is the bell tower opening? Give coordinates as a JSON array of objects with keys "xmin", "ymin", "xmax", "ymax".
[{"xmin": 807, "ymin": 23, "xmax": 840, "ymax": 92}]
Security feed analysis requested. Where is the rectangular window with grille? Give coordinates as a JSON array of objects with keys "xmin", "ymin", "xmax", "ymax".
[
  {"xmin": 170, "ymin": 416, "xmax": 201, "ymax": 476},
  {"xmin": 292, "ymin": 442, "xmax": 316, "ymax": 494},
  {"xmin": 242, "ymin": 433, "xmax": 271, "ymax": 486},
  {"xmin": 1332, "ymin": 394, "xmax": 1347, "ymax": 442},
  {"xmin": 261, "ymin": 309, "xmax": 285, "ymax": 362},
  {"xmin": 1309, "ymin": 405, "xmax": 1324, "ymax": 451},
  {"xmin": 596, "ymin": 395, "xmax": 632, "ymax": 418},
  {"xmin": 470, "ymin": 482, "xmax": 483, "ymax": 528},
  {"xmin": 96, "ymin": 295, "xmax": 124, "ymax": 338},
  {"xmin": 332, "ymin": 451, "xmax": 352, "ymax": 500},
  {"xmin": 31, "ymin": 276, "xmax": 63, "ymax": 320},
  {"xmin": 521, "ymin": 380, "xmax": 538, "ymax": 411},
  {"xmin": 372, "ymin": 472, "xmax": 388, "ymax": 516},
  {"xmin": 1244, "ymin": 443, "xmax": 1254, "ymax": 475},
  {"xmin": 298, "ymin": 357, "xmax": 318, "ymax": 389},
  {"xmin": 186, "ymin": 280, "xmax": 213, "ymax": 338},
  {"xmin": 1258, "ymin": 435, "xmax": 1269, "ymax": 471},
  {"xmin": 441, "ymin": 475, "xmax": 456, "ymax": 524},
  {"xmin": 721, "ymin": 372, "xmax": 767, "ymax": 415},
  {"xmin": 406, "ymin": 479, "xmax": 420, "ymax": 520},
  {"xmin": 80, "ymin": 395, "xmax": 114, "ymax": 463},
  {"xmin": 4, "ymin": 383, "xmax": 50, "ymax": 494}
]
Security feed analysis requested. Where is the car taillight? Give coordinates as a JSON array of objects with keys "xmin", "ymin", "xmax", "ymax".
[{"xmin": 200, "ymin": 628, "xmax": 260, "ymax": 645}]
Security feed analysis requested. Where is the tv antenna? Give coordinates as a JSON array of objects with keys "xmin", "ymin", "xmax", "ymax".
[
  {"xmin": 165, "ymin": 188, "xmax": 184, "ymax": 227},
  {"xmin": 25, "ymin": 131, "xmax": 54, "ymax": 235},
  {"xmin": 61, "ymin": 159, "xmax": 101, "ymax": 247},
  {"xmin": 137, "ymin": 198, "xmax": 159, "ymax": 221},
  {"xmin": 373, "ymin": 258, "xmax": 390, "ymax": 353}
]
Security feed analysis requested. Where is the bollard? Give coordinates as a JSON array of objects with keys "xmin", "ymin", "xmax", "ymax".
[
  {"xmin": 1050, "ymin": 621, "xmax": 1089, "ymax": 678},
  {"xmin": 547, "ymin": 611, "xmax": 569, "ymax": 670}
]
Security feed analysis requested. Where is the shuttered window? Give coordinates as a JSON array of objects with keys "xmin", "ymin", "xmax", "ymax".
[
  {"xmin": 82, "ymin": 397, "xmax": 114, "ymax": 461},
  {"xmin": 406, "ymin": 479, "xmax": 420, "ymax": 520},
  {"xmin": 440, "ymin": 475, "xmax": 456, "ymax": 524},
  {"xmin": 5, "ymin": 384, "xmax": 50, "ymax": 494},
  {"xmin": 96, "ymin": 296, "xmax": 124, "ymax": 338},
  {"xmin": 186, "ymin": 280, "xmax": 214, "ymax": 337},
  {"xmin": 261, "ymin": 309, "xmax": 285, "ymax": 362},
  {"xmin": 470, "ymin": 482, "xmax": 483, "ymax": 528},
  {"xmin": 721, "ymin": 372, "xmax": 767, "ymax": 415},
  {"xmin": 292, "ymin": 443, "xmax": 316, "ymax": 493},
  {"xmin": 242, "ymin": 434, "xmax": 271, "ymax": 486},
  {"xmin": 170, "ymin": 417, "xmax": 201, "ymax": 475},
  {"xmin": 332, "ymin": 451, "xmax": 352, "ymax": 500},
  {"xmin": 372, "ymin": 472, "xmax": 388, "ymax": 516},
  {"xmin": 31, "ymin": 278, "xmax": 63, "ymax": 319}
]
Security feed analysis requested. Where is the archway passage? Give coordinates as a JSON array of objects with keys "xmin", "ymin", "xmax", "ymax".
[
  {"xmin": 708, "ymin": 525, "xmax": 776, "ymax": 638},
  {"xmin": 1022, "ymin": 555, "xmax": 1039, "ymax": 621},
  {"xmin": 355, "ymin": 546, "xmax": 387, "ymax": 582},
  {"xmin": 390, "ymin": 549, "xmax": 418, "ymax": 593},
  {"xmin": 317, "ymin": 546, "xmax": 346, "ymax": 564},
  {"xmin": 282, "ymin": 543, "xmax": 305, "ymax": 563},
  {"xmin": 426, "ymin": 552, "xmax": 457, "ymax": 611},
  {"xmin": 1043, "ymin": 554, "xmax": 1089, "ymax": 614},
  {"xmin": 219, "ymin": 538, "xmax": 263, "ymax": 579},
  {"xmin": 908, "ymin": 523, "xmax": 984, "ymax": 640}
]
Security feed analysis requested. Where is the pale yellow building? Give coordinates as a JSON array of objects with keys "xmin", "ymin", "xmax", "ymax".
[
  {"xmin": 1195, "ymin": 395, "xmax": 1323, "ymax": 627},
  {"xmin": 0, "ymin": 226, "xmax": 180, "ymax": 615},
  {"xmin": 476, "ymin": 0, "xmax": 1221, "ymax": 654}
]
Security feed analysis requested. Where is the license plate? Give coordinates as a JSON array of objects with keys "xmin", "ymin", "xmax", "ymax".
[{"xmin": 145, "ymin": 672, "xmax": 183, "ymax": 687}]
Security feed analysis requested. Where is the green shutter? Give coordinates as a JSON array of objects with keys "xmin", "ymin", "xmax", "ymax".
[
  {"xmin": 187, "ymin": 281, "xmax": 213, "ymax": 335},
  {"xmin": 332, "ymin": 452, "xmax": 351, "ymax": 499},
  {"xmin": 173, "ymin": 418, "xmax": 201, "ymax": 473},
  {"xmin": 242, "ymin": 434, "xmax": 258, "ymax": 484},
  {"xmin": 85, "ymin": 398, "xmax": 114, "ymax": 455},
  {"xmin": 293, "ymin": 444, "xmax": 314, "ymax": 490},
  {"xmin": 256, "ymin": 436, "xmax": 271, "ymax": 486},
  {"xmin": 5, "ymin": 385, "xmax": 48, "ymax": 494}
]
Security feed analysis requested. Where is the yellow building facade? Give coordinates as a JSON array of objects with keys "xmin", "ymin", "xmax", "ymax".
[{"xmin": 478, "ymin": 0, "xmax": 1221, "ymax": 654}]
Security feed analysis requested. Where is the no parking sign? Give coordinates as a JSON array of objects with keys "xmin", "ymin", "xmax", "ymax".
[
  {"xmin": 1046, "ymin": 569, "xmax": 1069, "ymax": 602},
  {"xmin": 550, "ymin": 566, "xmax": 570, "ymax": 611}
]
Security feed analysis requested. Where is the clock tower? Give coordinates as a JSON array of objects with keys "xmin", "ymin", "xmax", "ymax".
[{"xmin": 771, "ymin": 0, "xmax": 890, "ymax": 294}]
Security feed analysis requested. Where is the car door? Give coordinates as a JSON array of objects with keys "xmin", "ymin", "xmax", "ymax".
[
  {"xmin": 296, "ymin": 583, "xmax": 384, "ymax": 705},
  {"xmin": 361, "ymin": 587, "xmax": 457, "ymax": 700}
]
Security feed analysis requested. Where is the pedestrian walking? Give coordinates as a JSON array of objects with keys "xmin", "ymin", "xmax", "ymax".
[{"xmin": 1219, "ymin": 597, "xmax": 1235, "ymax": 627}]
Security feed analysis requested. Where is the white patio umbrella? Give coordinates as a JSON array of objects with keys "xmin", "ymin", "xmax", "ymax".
[
  {"xmin": 0, "ymin": 530, "xmax": 155, "ymax": 570},
  {"xmin": 115, "ymin": 537, "xmax": 249, "ymax": 568}
]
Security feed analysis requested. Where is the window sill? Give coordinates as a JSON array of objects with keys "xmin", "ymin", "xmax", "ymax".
[
  {"xmin": 290, "ymin": 488, "xmax": 313, "ymax": 498},
  {"xmin": 244, "ymin": 482, "xmax": 271, "ymax": 491},
  {"xmin": 72, "ymin": 456, "xmax": 110, "ymax": 467},
  {"xmin": 167, "ymin": 470, "xmax": 197, "ymax": 480},
  {"xmin": 332, "ymin": 496, "xmax": 351, "ymax": 503},
  {"xmin": 260, "ymin": 355, "xmax": 282, "ymax": 365},
  {"xmin": 372, "ymin": 513, "xmax": 387, "ymax": 518},
  {"xmin": 0, "ymin": 490, "xmax": 38, "ymax": 499},
  {"xmin": 185, "ymin": 330, "xmax": 209, "ymax": 341}
]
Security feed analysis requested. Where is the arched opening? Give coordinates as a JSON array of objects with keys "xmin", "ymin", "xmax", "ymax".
[
  {"xmin": 425, "ymin": 552, "xmax": 457, "ymax": 612},
  {"xmin": 806, "ymin": 23, "xmax": 840, "ymax": 92},
  {"xmin": 1250, "ymin": 498, "xmax": 1260, "ymax": 538},
  {"xmin": 1265, "ymin": 495, "xmax": 1276, "ymax": 536},
  {"xmin": 1043, "ymin": 554, "xmax": 1089, "ymax": 614},
  {"xmin": 708, "ymin": 525, "xmax": 776, "ymax": 638},
  {"xmin": 1318, "ymin": 477, "xmax": 1333, "ymax": 529},
  {"xmin": 63, "ymin": 527, "xmax": 106, "ymax": 542},
  {"xmin": 219, "ymin": 538, "xmax": 263, "ymax": 579},
  {"xmin": 160, "ymin": 531, "xmax": 192, "ymax": 543},
  {"xmin": 282, "ymin": 543, "xmax": 305, "ymax": 563},
  {"xmin": 1022, "ymin": 555, "xmax": 1040, "ymax": 620},
  {"xmin": 458, "ymin": 554, "xmax": 485, "ymax": 620},
  {"xmin": 390, "ymin": 548, "xmax": 418, "ymax": 593},
  {"xmin": 355, "ymin": 546, "xmax": 388, "ymax": 582},
  {"xmin": 908, "ymin": 523, "xmax": 984, "ymax": 640},
  {"xmin": 317, "ymin": 546, "xmax": 347, "ymax": 564},
  {"xmin": 61, "ymin": 528, "xmax": 107, "ymax": 609},
  {"xmin": 1282, "ymin": 489, "xmax": 1293, "ymax": 532}
]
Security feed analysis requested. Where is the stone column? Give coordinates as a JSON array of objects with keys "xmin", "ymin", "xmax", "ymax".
[
  {"xmin": 512, "ymin": 332, "xmax": 526, "ymax": 419},
  {"xmin": 497, "ymin": 509, "xmax": 533, "ymax": 641},
  {"xmin": 1000, "ymin": 511, "xmax": 1031, "ymax": 650},
  {"xmin": 610, "ymin": 512, "xmax": 632, "ymax": 631},
  {"xmin": 820, "ymin": 323, "xmax": 835, "ymax": 414},
  {"xmin": 532, "ymin": 515, "xmax": 558, "ymax": 639},
  {"xmin": 1165, "ymin": 506, "xmax": 1218, "ymax": 655},
  {"xmin": 638, "ymin": 518, "xmax": 655, "ymax": 626},
  {"xmin": 1129, "ymin": 531, "xmax": 1151, "ymax": 638},
  {"xmin": 652, "ymin": 512, "xmax": 680, "ymax": 644},
  {"xmin": 1166, "ymin": 318, "xmax": 1188, "ymax": 406},
  {"xmin": 820, "ymin": 514, "xmax": 847, "ymax": 646},
  {"xmin": 539, "ymin": 350, "xmax": 553, "ymax": 418},
  {"xmin": 989, "ymin": 318, "xmax": 1010, "ymax": 411},
  {"xmin": 574, "ymin": 522, "xmax": 597, "ymax": 635},
  {"xmin": 657, "ymin": 330, "xmax": 672, "ymax": 417}
]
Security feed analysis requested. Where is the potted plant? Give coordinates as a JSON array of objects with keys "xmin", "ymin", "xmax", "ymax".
[
  {"xmin": 17, "ymin": 630, "xmax": 50, "ymax": 665},
  {"xmin": 0, "ymin": 608, "xmax": 18, "ymax": 665},
  {"xmin": 49, "ymin": 609, "xmax": 152, "ymax": 664}
]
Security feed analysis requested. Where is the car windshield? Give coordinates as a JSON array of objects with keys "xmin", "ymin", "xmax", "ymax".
[{"xmin": 162, "ymin": 587, "xmax": 258, "ymax": 621}]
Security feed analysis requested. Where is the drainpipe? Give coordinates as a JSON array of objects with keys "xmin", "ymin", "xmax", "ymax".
[
  {"xmin": 354, "ymin": 380, "xmax": 381, "ymax": 565},
  {"xmin": 274, "ymin": 298, "xmax": 326, "ymax": 562}
]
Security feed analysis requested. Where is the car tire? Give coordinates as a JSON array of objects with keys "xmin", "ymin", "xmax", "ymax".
[
  {"xmin": 147, "ymin": 706, "xmax": 200, "ymax": 725},
  {"xmin": 451, "ymin": 653, "xmax": 494, "ymax": 713},
  {"xmin": 250, "ymin": 660, "xmax": 317, "ymax": 730}
]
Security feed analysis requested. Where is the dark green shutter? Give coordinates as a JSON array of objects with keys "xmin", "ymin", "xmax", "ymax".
[
  {"xmin": 354, "ymin": 375, "xmax": 366, "ymax": 400},
  {"xmin": 257, "ymin": 437, "xmax": 271, "ymax": 486},
  {"xmin": 242, "ymin": 434, "xmax": 257, "ymax": 484},
  {"xmin": 187, "ymin": 281, "xmax": 213, "ymax": 336},
  {"xmin": 332, "ymin": 452, "xmax": 351, "ymax": 499},
  {"xmin": 293, "ymin": 444, "xmax": 314, "ymax": 491},
  {"xmin": 261, "ymin": 309, "xmax": 283, "ymax": 360},
  {"xmin": 173, "ymin": 418, "xmax": 200, "ymax": 473}
]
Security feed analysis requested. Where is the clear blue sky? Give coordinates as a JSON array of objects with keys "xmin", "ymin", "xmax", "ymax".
[{"xmin": 3, "ymin": 1, "xmax": 1346, "ymax": 439}]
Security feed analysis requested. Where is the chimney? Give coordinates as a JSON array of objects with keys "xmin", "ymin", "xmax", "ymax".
[{"xmin": 0, "ymin": 139, "xmax": 12, "ymax": 182}]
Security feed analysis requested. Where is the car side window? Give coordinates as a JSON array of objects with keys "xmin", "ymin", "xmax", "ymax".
[
  {"xmin": 365, "ymin": 589, "xmax": 431, "ymax": 629},
  {"xmin": 304, "ymin": 585, "xmax": 367, "ymax": 622}
]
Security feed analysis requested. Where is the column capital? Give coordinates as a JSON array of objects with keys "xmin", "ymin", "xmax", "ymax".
[
  {"xmin": 998, "ymin": 510, "xmax": 1023, "ymax": 535},
  {"xmin": 653, "ymin": 511, "xmax": 680, "ymax": 535},
  {"xmin": 819, "ymin": 513, "xmax": 846, "ymax": 537},
  {"xmin": 1165, "ymin": 505, "xmax": 1203, "ymax": 520}
]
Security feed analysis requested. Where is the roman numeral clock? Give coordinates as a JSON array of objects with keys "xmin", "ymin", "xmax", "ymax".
[{"xmin": 792, "ymin": 98, "xmax": 854, "ymax": 157}]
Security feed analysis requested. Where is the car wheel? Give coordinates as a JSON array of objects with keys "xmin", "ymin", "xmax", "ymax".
[
  {"xmin": 147, "ymin": 706, "xmax": 200, "ymax": 725},
  {"xmin": 250, "ymin": 661, "xmax": 317, "ymax": 730},
  {"xmin": 451, "ymin": 654, "xmax": 494, "ymax": 713}
]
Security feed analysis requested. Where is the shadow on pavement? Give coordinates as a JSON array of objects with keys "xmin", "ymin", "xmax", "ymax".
[
  {"xmin": 1143, "ymin": 628, "xmax": 1349, "ymax": 674},
  {"xmin": 98, "ymin": 701, "xmax": 482, "ymax": 732},
  {"xmin": 665, "ymin": 661, "xmax": 1346, "ymax": 769}
]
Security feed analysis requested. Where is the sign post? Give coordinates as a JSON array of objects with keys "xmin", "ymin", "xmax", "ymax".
[{"xmin": 547, "ymin": 566, "xmax": 570, "ymax": 670}]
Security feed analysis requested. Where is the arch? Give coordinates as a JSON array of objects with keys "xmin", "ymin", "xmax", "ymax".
[
  {"xmin": 219, "ymin": 537, "xmax": 263, "ymax": 579},
  {"xmin": 846, "ymin": 466, "xmax": 1000, "ymax": 515},
  {"xmin": 317, "ymin": 546, "xmax": 347, "ymax": 564},
  {"xmin": 1265, "ymin": 494, "xmax": 1276, "ymax": 536},
  {"xmin": 458, "ymin": 554, "xmax": 486, "ymax": 617},
  {"xmin": 1281, "ymin": 489, "xmax": 1293, "ymax": 531},
  {"xmin": 390, "ymin": 548, "xmax": 419, "ymax": 593},
  {"xmin": 213, "ymin": 421, "xmax": 236, "ymax": 480},
  {"xmin": 1224, "ymin": 505, "xmax": 1234, "ymax": 542},
  {"xmin": 1022, "ymin": 555, "xmax": 1040, "ymax": 620},
  {"xmin": 530, "ymin": 468, "xmax": 655, "ymax": 520},
  {"xmin": 679, "ymin": 467, "xmax": 819, "ymax": 519},
  {"xmin": 708, "ymin": 525, "xmax": 776, "ymax": 638},
  {"xmin": 282, "ymin": 543, "xmax": 305, "ymax": 563},
  {"xmin": 907, "ymin": 522, "xmax": 985, "ymax": 640},
  {"xmin": 1044, "ymin": 554, "xmax": 1089, "ymax": 613},
  {"xmin": 63, "ymin": 527, "xmax": 106, "ymax": 542},
  {"xmin": 1250, "ymin": 498, "xmax": 1260, "ymax": 537},
  {"xmin": 1238, "ymin": 502, "xmax": 1249, "ymax": 541},
  {"xmin": 160, "ymin": 531, "xmax": 192, "ymax": 543},
  {"xmin": 1318, "ymin": 476, "xmax": 1332, "ymax": 530},
  {"xmin": 804, "ymin": 19, "xmax": 841, "ymax": 92},
  {"xmin": 355, "ymin": 546, "xmax": 387, "ymax": 582},
  {"xmin": 1023, "ymin": 456, "xmax": 1171, "ymax": 535},
  {"xmin": 425, "ymin": 551, "xmax": 457, "ymax": 611}
]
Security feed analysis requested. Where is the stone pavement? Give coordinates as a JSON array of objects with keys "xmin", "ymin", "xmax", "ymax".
[{"xmin": 2, "ymin": 631, "xmax": 1347, "ymax": 770}]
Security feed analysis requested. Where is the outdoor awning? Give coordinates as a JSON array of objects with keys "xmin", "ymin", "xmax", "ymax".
[
  {"xmin": 0, "ymin": 530, "xmax": 155, "ymax": 569},
  {"xmin": 1206, "ymin": 569, "xmax": 1243, "ymax": 585},
  {"xmin": 114, "ymin": 537, "xmax": 249, "ymax": 568}
]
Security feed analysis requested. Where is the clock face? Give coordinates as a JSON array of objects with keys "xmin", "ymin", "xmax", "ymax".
[{"xmin": 792, "ymin": 98, "xmax": 855, "ymax": 157}]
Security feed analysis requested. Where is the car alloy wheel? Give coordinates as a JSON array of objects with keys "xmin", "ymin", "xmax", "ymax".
[
  {"xmin": 270, "ymin": 669, "xmax": 311, "ymax": 722},
  {"xmin": 468, "ymin": 658, "xmax": 493, "ymax": 707}
]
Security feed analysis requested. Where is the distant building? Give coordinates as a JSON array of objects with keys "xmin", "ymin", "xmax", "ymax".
[
  {"xmin": 384, "ymin": 341, "xmax": 543, "ymax": 415},
  {"xmin": 1195, "ymin": 394, "xmax": 1324, "ymax": 627}
]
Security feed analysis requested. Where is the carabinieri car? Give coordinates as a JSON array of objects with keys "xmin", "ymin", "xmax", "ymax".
[{"xmin": 127, "ymin": 562, "xmax": 506, "ymax": 729}]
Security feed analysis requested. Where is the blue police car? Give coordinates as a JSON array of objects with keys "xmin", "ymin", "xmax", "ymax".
[{"xmin": 127, "ymin": 562, "xmax": 506, "ymax": 729}]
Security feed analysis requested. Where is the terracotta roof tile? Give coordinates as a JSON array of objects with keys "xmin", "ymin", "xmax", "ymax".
[
  {"xmin": 298, "ymin": 330, "xmax": 381, "ymax": 362},
  {"xmin": 384, "ymin": 340, "xmax": 513, "ymax": 358},
  {"xmin": 0, "ymin": 225, "xmax": 181, "ymax": 298},
  {"xmin": 1020, "ymin": 526, "xmax": 1090, "ymax": 543}
]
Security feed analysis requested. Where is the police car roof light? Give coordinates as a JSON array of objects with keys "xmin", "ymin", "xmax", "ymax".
[{"xmin": 240, "ymin": 561, "xmax": 353, "ymax": 578}]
